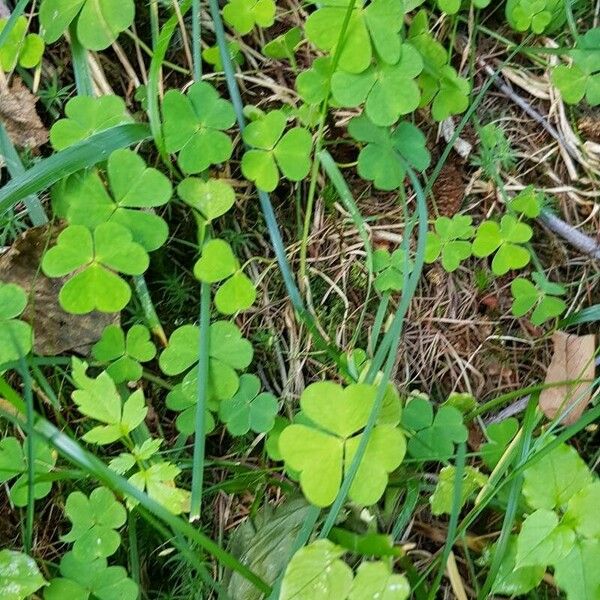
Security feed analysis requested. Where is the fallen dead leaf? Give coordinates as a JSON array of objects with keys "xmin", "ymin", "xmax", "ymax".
[
  {"xmin": 0, "ymin": 223, "xmax": 118, "ymax": 356},
  {"xmin": 0, "ymin": 77, "xmax": 48, "ymax": 149},
  {"xmin": 540, "ymin": 331, "xmax": 596, "ymax": 425}
]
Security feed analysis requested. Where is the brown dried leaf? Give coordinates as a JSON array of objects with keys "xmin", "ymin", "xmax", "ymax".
[
  {"xmin": 540, "ymin": 331, "xmax": 596, "ymax": 425},
  {"xmin": 0, "ymin": 77, "xmax": 48, "ymax": 149},
  {"xmin": 0, "ymin": 224, "xmax": 118, "ymax": 356}
]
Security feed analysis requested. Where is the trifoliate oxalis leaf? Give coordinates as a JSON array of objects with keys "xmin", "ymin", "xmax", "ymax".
[
  {"xmin": 424, "ymin": 215, "xmax": 474, "ymax": 272},
  {"xmin": 223, "ymin": 0, "xmax": 276, "ymax": 35},
  {"xmin": 0, "ymin": 16, "xmax": 44, "ymax": 72},
  {"xmin": 0, "ymin": 283, "xmax": 33, "ymax": 365}
]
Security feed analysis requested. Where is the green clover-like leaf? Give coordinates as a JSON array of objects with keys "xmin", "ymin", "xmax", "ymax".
[
  {"xmin": 45, "ymin": 552, "xmax": 138, "ymax": 600},
  {"xmin": 62, "ymin": 487, "xmax": 126, "ymax": 562},
  {"xmin": 0, "ymin": 283, "xmax": 33, "ymax": 365},
  {"xmin": 49, "ymin": 95, "xmax": 133, "ymax": 150},
  {"xmin": 506, "ymin": 0, "xmax": 565, "ymax": 35},
  {"xmin": 278, "ymin": 381, "xmax": 406, "ymax": 507},
  {"xmin": 263, "ymin": 27, "xmax": 302, "ymax": 60},
  {"xmin": 177, "ymin": 177, "xmax": 235, "ymax": 222},
  {"xmin": 296, "ymin": 57, "xmax": 334, "ymax": 105},
  {"xmin": 0, "ymin": 16, "xmax": 44, "ymax": 72},
  {"xmin": 219, "ymin": 373, "xmax": 278, "ymax": 436},
  {"xmin": 349, "ymin": 115, "xmax": 431, "ymax": 191},
  {"xmin": 0, "ymin": 550, "xmax": 46, "ymax": 600},
  {"xmin": 281, "ymin": 540, "xmax": 353, "ymax": 600},
  {"xmin": 71, "ymin": 359, "xmax": 148, "ymax": 444},
  {"xmin": 563, "ymin": 481, "xmax": 600, "ymax": 540},
  {"xmin": 401, "ymin": 396, "xmax": 467, "ymax": 461},
  {"xmin": 510, "ymin": 185, "xmax": 543, "ymax": 218},
  {"xmin": 40, "ymin": 0, "xmax": 135, "ymax": 50},
  {"xmin": 373, "ymin": 248, "xmax": 413, "ymax": 292},
  {"xmin": 0, "ymin": 436, "xmax": 55, "ymax": 507},
  {"xmin": 552, "ymin": 28, "xmax": 600, "ymax": 106},
  {"xmin": 305, "ymin": 0, "xmax": 404, "ymax": 74},
  {"xmin": 480, "ymin": 417, "xmax": 519, "ymax": 470},
  {"xmin": 165, "ymin": 384, "xmax": 216, "ymax": 436},
  {"xmin": 202, "ymin": 41, "xmax": 243, "ymax": 71},
  {"xmin": 108, "ymin": 439, "xmax": 163, "ymax": 475},
  {"xmin": 92, "ymin": 324, "xmax": 156, "ymax": 383},
  {"xmin": 53, "ymin": 149, "xmax": 171, "ymax": 251},
  {"xmin": 331, "ymin": 43, "xmax": 423, "ymax": 126},
  {"xmin": 472, "ymin": 215, "xmax": 532, "ymax": 276},
  {"xmin": 41, "ymin": 223, "xmax": 148, "ymax": 314},
  {"xmin": 424, "ymin": 215, "xmax": 474, "ymax": 272},
  {"xmin": 163, "ymin": 81, "xmax": 235, "ymax": 174},
  {"xmin": 349, "ymin": 561, "xmax": 410, "ymax": 600},
  {"xmin": 554, "ymin": 539, "xmax": 600, "ymax": 600},
  {"xmin": 431, "ymin": 65, "xmax": 471, "ymax": 121},
  {"xmin": 241, "ymin": 110, "xmax": 312, "ymax": 191},
  {"xmin": 511, "ymin": 276, "xmax": 566, "ymax": 325},
  {"xmin": 128, "ymin": 462, "xmax": 190, "ymax": 514},
  {"xmin": 194, "ymin": 239, "xmax": 238, "ymax": 283},
  {"xmin": 223, "ymin": 0, "xmax": 276, "ymax": 35}
]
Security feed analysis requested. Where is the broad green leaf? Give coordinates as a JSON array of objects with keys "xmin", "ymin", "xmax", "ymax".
[
  {"xmin": 522, "ymin": 441, "xmax": 593, "ymax": 510},
  {"xmin": 0, "ymin": 550, "xmax": 46, "ymax": 600},
  {"xmin": 516, "ymin": 509, "xmax": 575, "ymax": 567},
  {"xmin": 480, "ymin": 418, "xmax": 519, "ymax": 470},
  {"xmin": 193, "ymin": 238, "xmax": 238, "ymax": 283},
  {"xmin": 349, "ymin": 115, "xmax": 430, "ymax": 190},
  {"xmin": 219, "ymin": 373, "xmax": 278, "ymax": 435},
  {"xmin": 280, "ymin": 540, "xmax": 353, "ymax": 600},
  {"xmin": 223, "ymin": 0, "xmax": 276, "ymax": 35},
  {"xmin": 40, "ymin": 0, "xmax": 134, "ymax": 50},
  {"xmin": 305, "ymin": 0, "xmax": 404, "ymax": 74},
  {"xmin": 332, "ymin": 43, "xmax": 423, "ymax": 126},
  {"xmin": 0, "ymin": 16, "xmax": 44, "ymax": 71},
  {"xmin": 49, "ymin": 95, "xmax": 132, "ymax": 150},
  {"xmin": 554, "ymin": 538, "xmax": 600, "ymax": 599},
  {"xmin": 279, "ymin": 382, "xmax": 406, "ymax": 506},
  {"xmin": 62, "ymin": 487, "xmax": 126, "ymax": 561},
  {"xmin": 487, "ymin": 536, "xmax": 545, "ymax": 596},
  {"xmin": 215, "ymin": 272, "xmax": 257, "ymax": 315},
  {"xmin": 163, "ymin": 82, "xmax": 235, "ymax": 174},
  {"xmin": 0, "ymin": 283, "xmax": 33, "ymax": 364},
  {"xmin": 177, "ymin": 177, "xmax": 235, "ymax": 221},
  {"xmin": 563, "ymin": 481, "xmax": 600, "ymax": 539},
  {"xmin": 430, "ymin": 465, "xmax": 488, "ymax": 515},
  {"xmin": 349, "ymin": 561, "xmax": 410, "ymax": 599}
]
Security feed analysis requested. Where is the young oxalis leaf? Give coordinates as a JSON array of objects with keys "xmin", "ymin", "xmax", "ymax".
[
  {"xmin": 0, "ymin": 16, "xmax": 44, "ymax": 72},
  {"xmin": 0, "ymin": 283, "xmax": 33, "ymax": 365},
  {"xmin": 241, "ymin": 110, "xmax": 312, "ymax": 192},
  {"xmin": 331, "ymin": 43, "xmax": 423, "ymax": 126},
  {"xmin": 193, "ymin": 239, "xmax": 257, "ymax": 314},
  {"xmin": 305, "ymin": 0, "xmax": 405, "ymax": 74},
  {"xmin": 510, "ymin": 185, "xmax": 543, "ymax": 218},
  {"xmin": 0, "ymin": 437, "xmax": 55, "ymax": 507},
  {"xmin": 472, "ymin": 214, "xmax": 532, "ymax": 275},
  {"xmin": 49, "ymin": 95, "xmax": 133, "ymax": 150},
  {"xmin": 163, "ymin": 81, "xmax": 235, "ymax": 174},
  {"xmin": 506, "ymin": 0, "xmax": 565, "ymax": 35},
  {"xmin": 424, "ymin": 215, "xmax": 474, "ymax": 272},
  {"xmin": 92, "ymin": 324, "xmax": 157, "ymax": 383},
  {"xmin": 480, "ymin": 417, "xmax": 519, "ymax": 470},
  {"xmin": 437, "ymin": 0, "xmax": 492, "ymax": 14},
  {"xmin": 511, "ymin": 274, "xmax": 566, "ymax": 325},
  {"xmin": 401, "ymin": 395, "xmax": 468, "ymax": 461},
  {"xmin": 219, "ymin": 374, "xmax": 278, "ymax": 436},
  {"xmin": 349, "ymin": 115, "xmax": 430, "ymax": 191},
  {"xmin": 45, "ymin": 552, "xmax": 138, "ymax": 600},
  {"xmin": 40, "ymin": 0, "xmax": 135, "ymax": 50},
  {"xmin": 62, "ymin": 487, "xmax": 126, "ymax": 562},
  {"xmin": 278, "ymin": 382, "xmax": 406, "ymax": 507},
  {"xmin": 373, "ymin": 248, "xmax": 413, "ymax": 292},
  {"xmin": 42, "ymin": 223, "xmax": 149, "ymax": 314},
  {"xmin": 296, "ymin": 56, "xmax": 334, "ymax": 105},
  {"xmin": 552, "ymin": 28, "xmax": 600, "ymax": 106},
  {"xmin": 263, "ymin": 27, "xmax": 302, "ymax": 60},
  {"xmin": 71, "ymin": 359, "xmax": 148, "ymax": 444},
  {"xmin": 53, "ymin": 149, "xmax": 172, "ymax": 251},
  {"xmin": 223, "ymin": 0, "xmax": 276, "ymax": 35}
]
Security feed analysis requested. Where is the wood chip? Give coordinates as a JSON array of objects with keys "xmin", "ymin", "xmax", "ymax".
[
  {"xmin": 539, "ymin": 331, "xmax": 596, "ymax": 425},
  {"xmin": 0, "ymin": 77, "xmax": 48, "ymax": 149}
]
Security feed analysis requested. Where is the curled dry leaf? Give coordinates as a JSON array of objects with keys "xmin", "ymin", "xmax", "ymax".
[
  {"xmin": 0, "ymin": 77, "xmax": 48, "ymax": 149},
  {"xmin": 540, "ymin": 331, "xmax": 596, "ymax": 425},
  {"xmin": 0, "ymin": 224, "xmax": 118, "ymax": 355}
]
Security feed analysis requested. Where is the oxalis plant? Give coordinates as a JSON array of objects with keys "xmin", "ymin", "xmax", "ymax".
[{"xmin": 0, "ymin": 0, "xmax": 598, "ymax": 599}]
